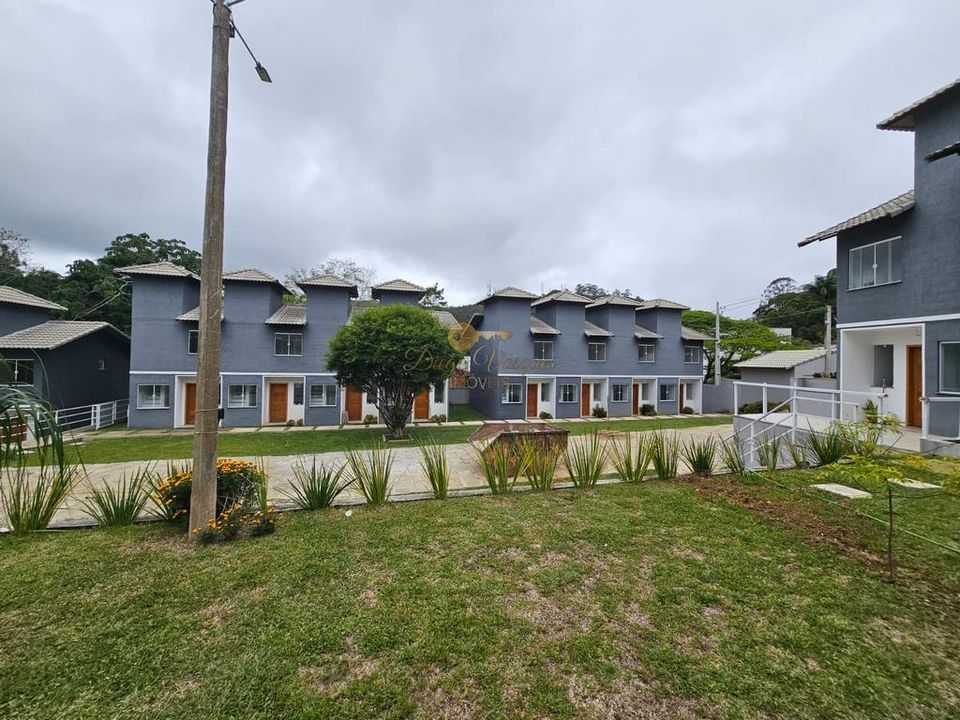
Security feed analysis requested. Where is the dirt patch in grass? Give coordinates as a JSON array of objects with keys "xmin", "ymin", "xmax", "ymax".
[
  {"xmin": 198, "ymin": 601, "xmax": 234, "ymax": 635},
  {"xmin": 567, "ymin": 674, "xmax": 708, "ymax": 720},
  {"xmin": 412, "ymin": 667, "xmax": 480, "ymax": 720},
  {"xmin": 299, "ymin": 639, "xmax": 380, "ymax": 695}
]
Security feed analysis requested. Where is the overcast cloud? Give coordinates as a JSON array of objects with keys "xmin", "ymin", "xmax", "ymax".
[{"xmin": 1, "ymin": 1, "xmax": 957, "ymax": 311}]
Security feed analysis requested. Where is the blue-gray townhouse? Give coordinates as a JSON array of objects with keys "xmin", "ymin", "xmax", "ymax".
[
  {"xmin": 120, "ymin": 263, "xmax": 455, "ymax": 429},
  {"xmin": 466, "ymin": 287, "xmax": 710, "ymax": 420},
  {"xmin": 800, "ymin": 77, "xmax": 960, "ymax": 440}
]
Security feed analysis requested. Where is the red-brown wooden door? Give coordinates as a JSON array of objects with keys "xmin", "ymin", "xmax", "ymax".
[
  {"xmin": 906, "ymin": 346, "xmax": 923, "ymax": 427},
  {"xmin": 632, "ymin": 383, "xmax": 639, "ymax": 415},
  {"xmin": 414, "ymin": 389, "xmax": 431, "ymax": 420},
  {"xmin": 184, "ymin": 383, "xmax": 197, "ymax": 426},
  {"xmin": 581, "ymin": 384, "xmax": 591, "ymax": 416},
  {"xmin": 345, "ymin": 387, "xmax": 363, "ymax": 421},
  {"xmin": 526, "ymin": 383, "xmax": 538, "ymax": 418},
  {"xmin": 268, "ymin": 383, "xmax": 288, "ymax": 424}
]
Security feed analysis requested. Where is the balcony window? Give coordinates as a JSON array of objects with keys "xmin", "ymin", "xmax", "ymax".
[
  {"xmin": 434, "ymin": 383, "xmax": 445, "ymax": 403},
  {"xmin": 638, "ymin": 344, "xmax": 655, "ymax": 363},
  {"xmin": 227, "ymin": 384, "xmax": 258, "ymax": 408},
  {"xmin": 873, "ymin": 345, "xmax": 894, "ymax": 387},
  {"xmin": 293, "ymin": 382, "xmax": 304, "ymax": 406},
  {"xmin": 533, "ymin": 340, "xmax": 554, "ymax": 361},
  {"xmin": 540, "ymin": 383, "xmax": 550, "ymax": 402},
  {"xmin": 501, "ymin": 382, "xmax": 522, "ymax": 404},
  {"xmin": 849, "ymin": 237, "xmax": 901, "ymax": 290},
  {"xmin": 275, "ymin": 332, "xmax": 303, "ymax": 356},
  {"xmin": 588, "ymin": 342, "xmax": 607, "ymax": 362},
  {"xmin": 940, "ymin": 342, "xmax": 960, "ymax": 393},
  {"xmin": 137, "ymin": 384, "xmax": 170, "ymax": 409}
]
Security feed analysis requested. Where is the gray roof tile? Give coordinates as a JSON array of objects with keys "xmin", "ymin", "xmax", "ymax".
[
  {"xmin": 585, "ymin": 293, "xmax": 641, "ymax": 309},
  {"xmin": 735, "ymin": 347, "xmax": 829, "ymax": 370},
  {"xmin": 636, "ymin": 298, "xmax": 689, "ymax": 311},
  {"xmin": 681, "ymin": 326, "xmax": 713, "ymax": 341},
  {"xmin": 371, "ymin": 278, "xmax": 426, "ymax": 293},
  {"xmin": 0, "ymin": 286, "xmax": 66, "ymax": 311},
  {"xmin": 296, "ymin": 274, "xmax": 359, "ymax": 297},
  {"xmin": 877, "ymin": 77, "xmax": 960, "ymax": 131},
  {"xmin": 0, "ymin": 321, "xmax": 127, "ymax": 350},
  {"xmin": 529, "ymin": 316, "xmax": 561, "ymax": 335},
  {"xmin": 475, "ymin": 286, "xmax": 538, "ymax": 304},
  {"xmin": 115, "ymin": 261, "xmax": 199, "ymax": 280},
  {"xmin": 800, "ymin": 190, "xmax": 914, "ymax": 246},
  {"xmin": 531, "ymin": 290, "xmax": 592, "ymax": 307},
  {"xmin": 584, "ymin": 321, "xmax": 614, "ymax": 337},
  {"xmin": 265, "ymin": 304, "xmax": 306, "ymax": 325},
  {"xmin": 634, "ymin": 326, "xmax": 662, "ymax": 340}
]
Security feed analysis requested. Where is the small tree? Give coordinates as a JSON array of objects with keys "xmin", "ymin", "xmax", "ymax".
[{"xmin": 326, "ymin": 305, "xmax": 463, "ymax": 439}]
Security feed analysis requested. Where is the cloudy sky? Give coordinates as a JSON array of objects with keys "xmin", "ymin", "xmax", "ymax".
[{"xmin": 2, "ymin": 1, "xmax": 957, "ymax": 312}]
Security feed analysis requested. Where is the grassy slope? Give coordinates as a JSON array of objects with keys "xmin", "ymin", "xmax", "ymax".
[
  {"xmin": 1, "ymin": 481, "xmax": 958, "ymax": 719},
  {"xmin": 67, "ymin": 416, "xmax": 731, "ymax": 465}
]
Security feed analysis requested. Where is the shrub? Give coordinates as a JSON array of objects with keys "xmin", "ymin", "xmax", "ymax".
[
  {"xmin": 283, "ymin": 457, "xmax": 351, "ymax": 510},
  {"xmin": 591, "ymin": 405, "xmax": 608, "ymax": 419},
  {"xmin": 477, "ymin": 441, "xmax": 526, "ymax": 495},
  {"xmin": 538, "ymin": 411, "xmax": 553, "ymax": 420},
  {"xmin": 416, "ymin": 435, "xmax": 450, "ymax": 499},
  {"xmin": 785, "ymin": 436, "xmax": 809, "ymax": 469},
  {"xmin": 150, "ymin": 458, "xmax": 264, "ymax": 525},
  {"xmin": 738, "ymin": 401, "xmax": 763, "ymax": 414},
  {"xmin": 648, "ymin": 431, "xmax": 681, "ymax": 480},
  {"xmin": 719, "ymin": 435, "xmax": 747, "ymax": 476},
  {"xmin": 429, "ymin": 413, "xmax": 447, "ymax": 425},
  {"xmin": 806, "ymin": 425, "xmax": 853, "ymax": 467},
  {"xmin": 640, "ymin": 404, "xmax": 656, "ymax": 417},
  {"xmin": 82, "ymin": 465, "xmax": 153, "ymax": 527},
  {"xmin": 563, "ymin": 432, "xmax": 607, "ymax": 487},
  {"xmin": 681, "ymin": 435, "xmax": 716, "ymax": 475},
  {"xmin": 346, "ymin": 443, "xmax": 394, "ymax": 505},
  {"xmin": 757, "ymin": 434, "xmax": 782, "ymax": 471},
  {"xmin": 285, "ymin": 419, "xmax": 296, "ymax": 427},
  {"xmin": 680, "ymin": 405, "xmax": 695, "ymax": 415},
  {"xmin": 363, "ymin": 414, "xmax": 376, "ymax": 427},
  {"xmin": 295, "ymin": 419, "xmax": 304, "ymax": 427},
  {"xmin": 0, "ymin": 460, "xmax": 82, "ymax": 535},
  {"xmin": 610, "ymin": 433, "xmax": 651, "ymax": 482},
  {"xmin": 522, "ymin": 439, "xmax": 560, "ymax": 491}
]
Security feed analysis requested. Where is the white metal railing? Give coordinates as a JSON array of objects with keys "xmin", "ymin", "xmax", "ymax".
[
  {"xmin": 921, "ymin": 397, "xmax": 960, "ymax": 440},
  {"xmin": 47, "ymin": 399, "xmax": 129, "ymax": 433}
]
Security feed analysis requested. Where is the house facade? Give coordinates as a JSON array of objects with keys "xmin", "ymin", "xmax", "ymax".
[
  {"xmin": 120, "ymin": 263, "xmax": 454, "ymax": 429},
  {"xmin": 800, "ymin": 77, "xmax": 960, "ymax": 439},
  {"xmin": 0, "ymin": 286, "xmax": 130, "ymax": 410},
  {"xmin": 466, "ymin": 288, "xmax": 709, "ymax": 420}
]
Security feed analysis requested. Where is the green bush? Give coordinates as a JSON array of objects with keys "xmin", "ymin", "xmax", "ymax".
[
  {"xmin": 640, "ymin": 404, "xmax": 657, "ymax": 417},
  {"xmin": 563, "ymin": 432, "xmax": 607, "ymax": 487},
  {"xmin": 82, "ymin": 465, "xmax": 153, "ymax": 527},
  {"xmin": 680, "ymin": 405, "xmax": 695, "ymax": 415},
  {"xmin": 522, "ymin": 439, "xmax": 560, "ymax": 491},
  {"xmin": 283, "ymin": 457, "xmax": 351, "ymax": 510},
  {"xmin": 591, "ymin": 405, "xmax": 608, "ymax": 419},
  {"xmin": 346, "ymin": 443, "xmax": 394, "ymax": 505},
  {"xmin": 649, "ymin": 431, "xmax": 681, "ymax": 480},
  {"xmin": 806, "ymin": 425, "xmax": 853, "ymax": 467},
  {"xmin": 477, "ymin": 441, "xmax": 526, "ymax": 495},
  {"xmin": 363, "ymin": 414, "xmax": 377, "ymax": 427},
  {"xmin": 429, "ymin": 413, "xmax": 447, "ymax": 425},
  {"xmin": 719, "ymin": 435, "xmax": 747, "ymax": 476},
  {"xmin": 738, "ymin": 401, "xmax": 764, "ymax": 414},
  {"xmin": 610, "ymin": 433, "xmax": 651, "ymax": 482},
  {"xmin": 150, "ymin": 458, "xmax": 264, "ymax": 525},
  {"xmin": 538, "ymin": 411, "xmax": 553, "ymax": 420},
  {"xmin": 416, "ymin": 435, "xmax": 450, "ymax": 500},
  {"xmin": 681, "ymin": 435, "xmax": 716, "ymax": 475}
]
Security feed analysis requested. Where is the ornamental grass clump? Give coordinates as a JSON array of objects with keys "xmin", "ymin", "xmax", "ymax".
[
  {"xmin": 648, "ymin": 431, "xmax": 680, "ymax": 480},
  {"xmin": 82, "ymin": 465, "xmax": 153, "ymax": 527},
  {"xmin": 0, "ymin": 460, "xmax": 82, "ymax": 535},
  {"xmin": 610, "ymin": 433, "xmax": 651, "ymax": 482},
  {"xmin": 757, "ymin": 434, "xmax": 782, "ymax": 471},
  {"xmin": 477, "ymin": 441, "xmax": 527, "ymax": 495},
  {"xmin": 718, "ymin": 435, "xmax": 747, "ymax": 476},
  {"xmin": 563, "ymin": 432, "xmax": 607, "ymax": 488},
  {"xmin": 681, "ymin": 435, "xmax": 717, "ymax": 476},
  {"xmin": 806, "ymin": 424, "xmax": 853, "ymax": 467},
  {"xmin": 346, "ymin": 443, "xmax": 394, "ymax": 506},
  {"xmin": 785, "ymin": 436, "xmax": 810, "ymax": 469},
  {"xmin": 416, "ymin": 435, "xmax": 450, "ymax": 500},
  {"xmin": 522, "ymin": 439, "xmax": 560, "ymax": 492},
  {"xmin": 283, "ymin": 457, "xmax": 352, "ymax": 510}
]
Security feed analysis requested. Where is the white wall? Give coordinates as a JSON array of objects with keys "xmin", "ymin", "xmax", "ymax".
[{"xmin": 840, "ymin": 325, "xmax": 922, "ymax": 422}]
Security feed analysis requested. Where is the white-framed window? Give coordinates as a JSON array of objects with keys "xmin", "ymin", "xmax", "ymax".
[
  {"xmin": 684, "ymin": 345, "xmax": 701, "ymax": 364},
  {"xmin": 560, "ymin": 383, "xmax": 577, "ymax": 403},
  {"xmin": 227, "ymin": 384, "xmax": 258, "ymax": 408},
  {"xmin": 434, "ymin": 383, "xmax": 445, "ymax": 403},
  {"xmin": 638, "ymin": 344, "xmax": 655, "ymax": 363},
  {"xmin": 274, "ymin": 332, "xmax": 303, "ymax": 356},
  {"xmin": 501, "ymin": 382, "xmax": 522, "ymax": 404},
  {"xmin": 293, "ymin": 382, "xmax": 304, "ymax": 406},
  {"xmin": 137, "ymin": 384, "xmax": 170, "ymax": 409},
  {"xmin": 187, "ymin": 329, "xmax": 199, "ymax": 355},
  {"xmin": 588, "ymin": 342, "xmax": 607, "ymax": 362},
  {"xmin": 940, "ymin": 342, "xmax": 960, "ymax": 394},
  {"xmin": 873, "ymin": 345, "xmax": 894, "ymax": 387},
  {"xmin": 533, "ymin": 340, "xmax": 554, "ymax": 361},
  {"xmin": 3, "ymin": 359, "xmax": 35, "ymax": 385},
  {"xmin": 659, "ymin": 383, "xmax": 676, "ymax": 402},
  {"xmin": 611, "ymin": 383, "xmax": 628, "ymax": 402},
  {"xmin": 540, "ymin": 383, "xmax": 550, "ymax": 402},
  {"xmin": 309, "ymin": 384, "xmax": 338, "ymax": 407},
  {"xmin": 848, "ymin": 236, "xmax": 901, "ymax": 290}
]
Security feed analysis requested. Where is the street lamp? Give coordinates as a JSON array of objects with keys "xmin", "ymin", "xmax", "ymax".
[{"xmin": 189, "ymin": 0, "xmax": 272, "ymax": 536}]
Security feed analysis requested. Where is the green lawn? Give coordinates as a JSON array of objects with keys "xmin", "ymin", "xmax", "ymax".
[
  {"xmin": 447, "ymin": 404, "xmax": 487, "ymax": 422},
  {"xmin": 2, "ymin": 478, "xmax": 957, "ymax": 719},
  {"xmin": 66, "ymin": 416, "xmax": 731, "ymax": 465}
]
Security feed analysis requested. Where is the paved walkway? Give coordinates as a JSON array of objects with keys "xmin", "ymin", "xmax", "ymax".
[{"xmin": 24, "ymin": 424, "xmax": 731, "ymax": 529}]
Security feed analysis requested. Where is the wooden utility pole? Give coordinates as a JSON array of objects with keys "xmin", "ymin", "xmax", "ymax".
[
  {"xmin": 189, "ymin": 0, "xmax": 231, "ymax": 536},
  {"xmin": 823, "ymin": 304, "xmax": 832, "ymax": 376}
]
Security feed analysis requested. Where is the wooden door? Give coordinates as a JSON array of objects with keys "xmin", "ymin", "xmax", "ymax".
[
  {"xmin": 345, "ymin": 387, "xmax": 363, "ymax": 421},
  {"xmin": 906, "ymin": 346, "xmax": 922, "ymax": 428},
  {"xmin": 679, "ymin": 384, "xmax": 686, "ymax": 413},
  {"xmin": 414, "ymin": 389, "xmax": 431, "ymax": 420},
  {"xmin": 268, "ymin": 383, "xmax": 288, "ymax": 424},
  {"xmin": 632, "ymin": 383, "xmax": 639, "ymax": 415},
  {"xmin": 581, "ymin": 384, "xmax": 591, "ymax": 416},
  {"xmin": 184, "ymin": 382, "xmax": 197, "ymax": 426},
  {"xmin": 526, "ymin": 383, "xmax": 538, "ymax": 418}
]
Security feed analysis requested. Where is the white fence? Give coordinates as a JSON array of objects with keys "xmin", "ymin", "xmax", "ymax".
[{"xmin": 50, "ymin": 399, "xmax": 129, "ymax": 433}]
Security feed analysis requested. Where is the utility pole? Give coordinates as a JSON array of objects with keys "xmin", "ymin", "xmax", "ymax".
[
  {"xmin": 823, "ymin": 304, "xmax": 832, "ymax": 376},
  {"xmin": 189, "ymin": 0, "xmax": 231, "ymax": 536},
  {"xmin": 714, "ymin": 301, "xmax": 721, "ymax": 386}
]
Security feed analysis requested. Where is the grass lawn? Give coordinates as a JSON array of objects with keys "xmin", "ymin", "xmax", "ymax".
[
  {"xmin": 448, "ymin": 404, "xmax": 487, "ymax": 422},
  {"xmin": 65, "ymin": 415, "xmax": 732, "ymax": 465},
  {"xmin": 2, "ymin": 477, "xmax": 958, "ymax": 719}
]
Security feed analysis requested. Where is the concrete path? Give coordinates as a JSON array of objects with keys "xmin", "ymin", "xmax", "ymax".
[{"xmin": 15, "ymin": 423, "xmax": 731, "ymax": 529}]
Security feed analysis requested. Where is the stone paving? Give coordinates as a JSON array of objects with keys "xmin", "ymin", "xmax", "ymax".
[{"xmin": 22, "ymin": 423, "xmax": 731, "ymax": 529}]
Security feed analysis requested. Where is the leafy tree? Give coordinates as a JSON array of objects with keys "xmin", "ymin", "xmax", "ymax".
[
  {"xmin": 420, "ymin": 283, "xmax": 447, "ymax": 307},
  {"xmin": 286, "ymin": 257, "xmax": 377, "ymax": 298},
  {"xmin": 753, "ymin": 270, "xmax": 836, "ymax": 344},
  {"xmin": 0, "ymin": 228, "xmax": 29, "ymax": 281},
  {"xmin": 574, "ymin": 283, "xmax": 607, "ymax": 299},
  {"xmin": 326, "ymin": 305, "xmax": 463, "ymax": 439},
  {"xmin": 683, "ymin": 310, "xmax": 793, "ymax": 379}
]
